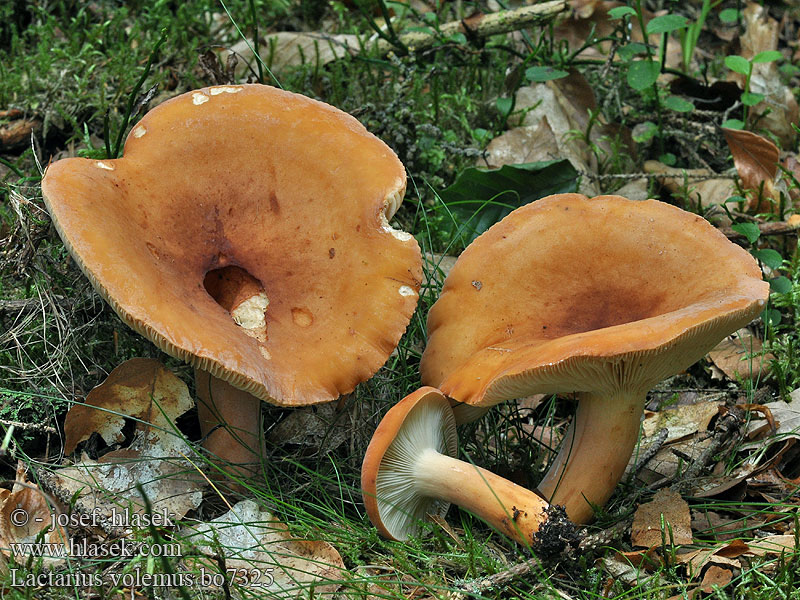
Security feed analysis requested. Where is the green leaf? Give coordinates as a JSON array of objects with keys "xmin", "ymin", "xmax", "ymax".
[
  {"xmin": 438, "ymin": 160, "xmax": 579, "ymax": 246},
  {"xmin": 722, "ymin": 118, "xmax": 745, "ymax": 129},
  {"xmin": 770, "ymin": 276, "xmax": 793, "ymax": 294},
  {"xmin": 724, "ymin": 55, "xmax": 751, "ymax": 75},
  {"xmin": 659, "ymin": 153, "xmax": 677, "ymax": 166},
  {"xmin": 741, "ymin": 92, "xmax": 765, "ymax": 106},
  {"xmin": 525, "ymin": 66, "xmax": 569, "ymax": 82},
  {"xmin": 617, "ymin": 42, "xmax": 648, "ymax": 61},
  {"xmin": 724, "ymin": 195, "xmax": 748, "ymax": 205},
  {"xmin": 754, "ymin": 248, "xmax": 783, "ymax": 270},
  {"xmin": 719, "ymin": 8, "xmax": 739, "ymax": 23},
  {"xmin": 447, "ymin": 32, "xmax": 468, "ymax": 45},
  {"xmin": 752, "ymin": 50, "xmax": 782, "ymax": 63},
  {"xmin": 646, "ymin": 14, "xmax": 689, "ymax": 35},
  {"xmin": 632, "ymin": 121, "xmax": 658, "ymax": 143},
  {"xmin": 496, "ymin": 97, "xmax": 513, "ymax": 117},
  {"xmin": 608, "ymin": 6, "xmax": 636, "ymax": 18},
  {"xmin": 663, "ymin": 95, "xmax": 695, "ymax": 112},
  {"xmin": 731, "ymin": 222, "xmax": 760, "ymax": 243},
  {"xmin": 627, "ymin": 60, "xmax": 660, "ymax": 91},
  {"xmin": 763, "ymin": 307, "xmax": 782, "ymax": 327}
]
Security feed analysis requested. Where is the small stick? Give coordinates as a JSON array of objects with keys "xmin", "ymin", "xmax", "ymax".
[
  {"xmin": 381, "ymin": 1, "xmax": 568, "ymax": 53},
  {"xmin": 721, "ymin": 220, "xmax": 800, "ymax": 241},
  {"xmin": 0, "ymin": 418, "xmax": 57, "ymax": 434}
]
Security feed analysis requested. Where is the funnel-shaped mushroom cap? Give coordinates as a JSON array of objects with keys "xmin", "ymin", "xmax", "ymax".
[
  {"xmin": 42, "ymin": 84, "xmax": 421, "ymax": 406},
  {"xmin": 361, "ymin": 387, "xmax": 458, "ymax": 540},
  {"xmin": 421, "ymin": 194, "xmax": 769, "ymax": 405}
]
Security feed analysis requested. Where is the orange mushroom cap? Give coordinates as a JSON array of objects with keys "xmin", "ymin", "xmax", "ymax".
[
  {"xmin": 42, "ymin": 84, "xmax": 422, "ymax": 406},
  {"xmin": 421, "ymin": 193, "xmax": 769, "ymax": 406}
]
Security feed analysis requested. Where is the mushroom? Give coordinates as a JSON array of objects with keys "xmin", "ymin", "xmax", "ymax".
[
  {"xmin": 41, "ymin": 84, "xmax": 422, "ymax": 484},
  {"xmin": 361, "ymin": 386, "xmax": 555, "ymax": 545},
  {"xmin": 420, "ymin": 193, "xmax": 769, "ymax": 523}
]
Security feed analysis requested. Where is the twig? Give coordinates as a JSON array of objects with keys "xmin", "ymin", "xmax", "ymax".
[
  {"xmin": 628, "ymin": 427, "xmax": 669, "ymax": 478},
  {"xmin": 721, "ymin": 220, "xmax": 800, "ymax": 241},
  {"xmin": 372, "ymin": 1, "xmax": 567, "ymax": 54},
  {"xmin": 0, "ymin": 418, "xmax": 57, "ymax": 434},
  {"xmin": 455, "ymin": 559, "xmax": 574, "ymax": 599},
  {"xmin": 0, "ymin": 296, "xmax": 70, "ymax": 313},
  {"xmin": 675, "ymin": 406, "xmax": 744, "ymax": 491}
]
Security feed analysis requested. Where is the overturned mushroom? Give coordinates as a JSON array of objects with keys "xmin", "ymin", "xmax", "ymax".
[
  {"xmin": 362, "ymin": 387, "xmax": 555, "ymax": 545},
  {"xmin": 421, "ymin": 194, "xmax": 768, "ymax": 523},
  {"xmin": 41, "ymin": 84, "xmax": 422, "ymax": 484}
]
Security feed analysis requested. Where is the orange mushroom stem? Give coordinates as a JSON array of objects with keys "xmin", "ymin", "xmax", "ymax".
[
  {"xmin": 362, "ymin": 387, "xmax": 556, "ymax": 545},
  {"xmin": 195, "ymin": 370, "xmax": 266, "ymax": 481},
  {"xmin": 536, "ymin": 390, "xmax": 644, "ymax": 523}
]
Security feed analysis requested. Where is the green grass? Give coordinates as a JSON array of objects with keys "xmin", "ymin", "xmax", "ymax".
[{"xmin": 3, "ymin": 0, "xmax": 800, "ymax": 598}]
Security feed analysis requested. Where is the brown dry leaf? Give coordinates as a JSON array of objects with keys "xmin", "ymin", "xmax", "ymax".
[
  {"xmin": 643, "ymin": 160, "xmax": 736, "ymax": 208},
  {"xmin": 48, "ymin": 359, "xmax": 203, "ymax": 531},
  {"xmin": 678, "ymin": 547, "xmax": 741, "ymax": 581},
  {"xmin": 65, "ymin": 358, "xmax": 193, "ymax": 452},
  {"xmin": 0, "ymin": 464, "xmax": 68, "ymax": 567},
  {"xmin": 613, "ymin": 547, "xmax": 663, "ymax": 570},
  {"xmin": 735, "ymin": 3, "xmax": 798, "ymax": 147},
  {"xmin": 266, "ymin": 403, "xmax": 348, "ymax": 452},
  {"xmin": 495, "ymin": 81, "xmax": 600, "ymax": 195},
  {"xmin": 614, "ymin": 178, "xmax": 650, "ymax": 201},
  {"xmin": 227, "ymin": 32, "xmax": 359, "ymax": 76},
  {"xmin": 631, "ymin": 489, "xmax": 692, "ymax": 547},
  {"xmin": 723, "ymin": 127, "xmax": 779, "ymax": 211},
  {"xmin": 181, "ymin": 499, "xmax": 343, "ymax": 599},
  {"xmin": 0, "ymin": 113, "xmax": 41, "ymax": 150},
  {"xmin": 699, "ymin": 565, "xmax": 733, "ymax": 593},
  {"xmin": 744, "ymin": 397, "xmax": 800, "ymax": 447},
  {"xmin": 641, "ymin": 402, "xmax": 721, "ymax": 443},
  {"xmin": 744, "ymin": 534, "xmax": 797, "ymax": 556},
  {"xmin": 483, "ymin": 117, "xmax": 562, "ymax": 169},
  {"xmin": 708, "ymin": 328, "xmax": 772, "ymax": 381}
]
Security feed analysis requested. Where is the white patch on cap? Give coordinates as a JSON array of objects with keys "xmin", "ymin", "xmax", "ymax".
[
  {"xmin": 209, "ymin": 86, "xmax": 243, "ymax": 95},
  {"xmin": 259, "ymin": 346, "xmax": 272, "ymax": 360},
  {"xmin": 380, "ymin": 212, "xmax": 413, "ymax": 242},
  {"xmin": 192, "ymin": 92, "xmax": 210, "ymax": 105},
  {"xmin": 231, "ymin": 292, "xmax": 269, "ymax": 344},
  {"xmin": 132, "ymin": 125, "xmax": 146, "ymax": 138},
  {"xmin": 94, "ymin": 161, "xmax": 114, "ymax": 171},
  {"xmin": 399, "ymin": 285, "xmax": 416, "ymax": 297}
]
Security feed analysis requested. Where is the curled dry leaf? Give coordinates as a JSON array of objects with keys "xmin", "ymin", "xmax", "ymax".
[
  {"xmin": 0, "ymin": 110, "xmax": 42, "ymax": 150},
  {"xmin": 735, "ymin": 3, "xmax": 798, "ymax": 147},
  {"xmin": 631, "ymin": 488, "xmax": 693, "ymax": 548},
  {"xmin": 494, "ymin": 77, "xmax": 600, "ymax": 196},
  {"xmin": 49, "ymin": 359, "xmax": 203, "ymax": 532},
  {"xmin": 181, "ymin": 499, "xmax": 343, "ymax": 599},
  {"xmin": 266, "ymin": 403, "xmax": 349, "ymax": 453},
  {"xmin": 643, "ymin": 160, "xmax": 736, "ymax": 209},
  {"xmin": 708, "ymin": 328, "xmax": 772, "ymax": 382},
  {"xmin": 227, "ymin": 32, "xmax": 359, "ymax": 76},
  {"xmin": 0, "ymin": 464, "xmax": 68, "ymax": 568},
  {"xmin": 699, "ymin": 565, "xmax": 733, "ymax": 593},
  {"xmin": 722, "ymin": 128, "xmax": 780, "ymax": 211}
]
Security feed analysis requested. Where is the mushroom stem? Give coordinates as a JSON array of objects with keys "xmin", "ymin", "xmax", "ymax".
[
  {"xmin": 195, "ymin": 369, "xmax": 266, "ymax": 486},
  {"xmin": 536, "ymin": 390, "xmax": 644, "ymax": 524},
  {"xmin": 414, "ymin": 448, "xmax": 550, "ymax": 545}
]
